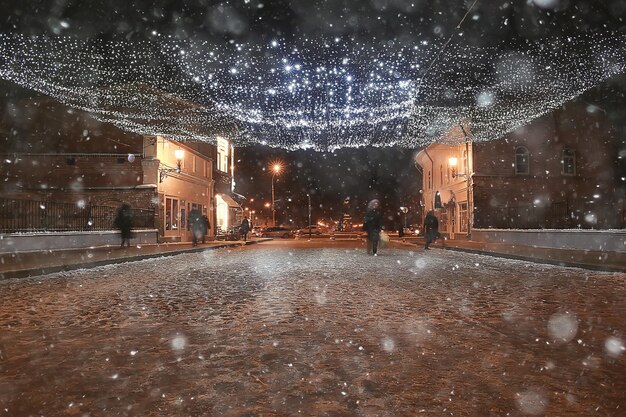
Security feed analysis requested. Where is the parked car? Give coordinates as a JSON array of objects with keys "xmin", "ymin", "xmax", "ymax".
[
  {"xmin": 296, "ymin": 225, "xmax": 328, "ymax": 235},
  {"xmin": 260, "ymin": 226, "xmax": 294, "ymax": 238}
]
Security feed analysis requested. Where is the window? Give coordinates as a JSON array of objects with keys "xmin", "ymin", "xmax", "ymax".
[
  {"xmin": 440, "ymin": 164, "xmax": 443, "ymax": 185},
  {"xmin": 217, "ymin": 137, "xmax": 229, "ymax": 172},
  {"xmin": 165, "ymin": 198, "xmax": 179, "ymax": 231},
  {"xmin": 561, "ymin": 148, "xmax": 576, "ymax": 176},
  {"xmin": 515, "ymin": 146, "xmax": 530, "ymax": 175},
  {"xmin": 427, "ymin": 171, "xmax": 431, "ymax": 190},
  {"xmin": 459, "ymin": 202, "xmax": 468, "ymax": 233},
  {"xmin": 440, "ymin": 207, "xmax": 448, "ymax": 232}
]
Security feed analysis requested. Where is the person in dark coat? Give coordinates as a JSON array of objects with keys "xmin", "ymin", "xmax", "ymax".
[
  {"xmin": 113, "ymin": 203, "xmax": 133, "ymax": 248},
  {"xmin": 396, "ymin": 213, "xmax": 405, "ymax": 238},
  {"xmin": 363, "ymin": 199, "xmax": 383, "ymax": 255},
  {"xmin": 201, "ymin": 214, "xmax": 210, "ymax": 244},
  {"xmin": 240, "ymin": 216, "xmax": 250, "ymax": 241},
  {"xmin": 424, "ymin": 210, "xmax": 439, "ymax": 250},
  {"xmin": 188, "ymin": 208, "xmax": 203, "ymax": 247}
]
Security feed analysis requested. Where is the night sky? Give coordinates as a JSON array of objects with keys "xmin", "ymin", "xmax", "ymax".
[{"xmin": 1, "ymin": 1, "xmax": 623, "ymax": 42}]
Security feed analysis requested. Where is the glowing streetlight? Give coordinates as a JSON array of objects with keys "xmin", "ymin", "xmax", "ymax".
[{"xmin": 269, "ymin": 161, "xmax": 284, "ymax": 226}]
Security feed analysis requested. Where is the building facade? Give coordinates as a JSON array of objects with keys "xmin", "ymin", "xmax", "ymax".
[
  {"xmin": 0, "ymin": 95, "xmax": 239, "ymax": 243},
  {"xmin": 416, "ymin": 102, "xmax": 624, "ymax": 237}
]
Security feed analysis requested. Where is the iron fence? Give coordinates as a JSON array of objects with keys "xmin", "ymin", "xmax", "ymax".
[{"xmin": 0, "ymin": 197, "xmax": 155, "ymax": 233}]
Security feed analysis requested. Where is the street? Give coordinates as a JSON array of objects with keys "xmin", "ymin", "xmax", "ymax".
[{"xmin": 1, "ymin": 240, "xmax": 625, "ymax": 416}]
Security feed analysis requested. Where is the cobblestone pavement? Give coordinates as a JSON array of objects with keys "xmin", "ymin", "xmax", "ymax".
[{"xmin": 1, "ymin": 240, "xmax": 625, "ymax": 417}]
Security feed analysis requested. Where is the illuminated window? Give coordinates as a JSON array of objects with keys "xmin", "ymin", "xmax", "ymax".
[
  {"xmin": 217, "ymin": 137, "xmax": 229, "ymax": 172},
  {"xmin": 459, "ymin": 203, "xmax": 468, "ymax": 233},
  {"xmin": 515, "ymin": 146, "xmax": 530, "ymax": 175},
  {"xmin": 165, "ymin": 198, "xmax": 179, "ymax": 231},
  {"xmin": 561, "ymin": 148, "xmax": 576, "ymax": 176}
]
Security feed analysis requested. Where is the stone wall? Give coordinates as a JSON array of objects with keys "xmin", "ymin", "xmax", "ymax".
[
  {"xmin": 471, "ymin": 229, "xmax": 625, "ymax": 252},
  {"xmin": 0, "ymin": 229, "xmax": 159, "ymax": 253}
]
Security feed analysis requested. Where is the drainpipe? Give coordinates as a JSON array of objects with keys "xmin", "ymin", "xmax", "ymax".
[
  {"xmin": 460, "ymin": 125, "xmax": 472, "ymax": 239},
  {"xmin": 423, "ymin": 149, "xmax": 435, "ymax": 212}
]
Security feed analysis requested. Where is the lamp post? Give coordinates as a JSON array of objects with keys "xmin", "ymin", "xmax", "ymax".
[
  {"xmin": 270, "ymin": 162, "xmax": 283, "ymax": 226},
  {"xmin": 399, "ymin": 206, "xmax": 408, "ymax": 228},
  {"xmin": 307, "ymin": 193, "xmax": 312, "ymax": 240}
]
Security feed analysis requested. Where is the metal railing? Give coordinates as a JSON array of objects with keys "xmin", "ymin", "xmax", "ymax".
[
  {"xmin": 215, "ymin": 225, "xmax": 241, "ymax": 241},
  {"xmin": 0, "ymin": 197, "xmax": 155, "ymax": 233}
]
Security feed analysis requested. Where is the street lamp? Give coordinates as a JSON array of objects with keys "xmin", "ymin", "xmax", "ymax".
[
  {"xmin": 270, "ymin": 161, "xmax": 284, "ymax": 226},
  {"xmin": 159, "ymin": 148, "xmax": 184, "ymax": 183},
  {"xmin": 399, "ymin": 206, "xmax": 408, "ymax": 228},
  {"xmin": 307, "ymin": 193, "xmax": 312, "ymax": 240}
]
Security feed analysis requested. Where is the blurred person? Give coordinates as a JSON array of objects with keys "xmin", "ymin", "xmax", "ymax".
[
  {"xmin": 201, "ymin": 214, "xmax": 211, "ymax": 243},
  {"xmin": 363, "ymin": 199, "xmax": 383, "ymax": 256},
  {"xmin": 188, "ymin": 208, "xmax": 203, "ymax": 247},
  {"xmin": 397, "ymin": 213, "xmax": 405, "ymax": 238},
  {"xmin": 240, "ymin": 216, "xmax": 250, "ymax": 241},
  {"xmin": 113, "ymin": 203, "xmax": 133, "ymax": 248},
  {"xmin": 424, "ymin": 210, "xmax": 439, "ymax": 250}
]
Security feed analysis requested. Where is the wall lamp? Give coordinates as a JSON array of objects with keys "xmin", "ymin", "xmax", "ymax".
[
  {"xmin": 448, "ymin": 157, "xmax": 467, "ymax": 178},
  {"xmin": 159, "ymin": 148, "xmax": 184, "ymax": 183}
]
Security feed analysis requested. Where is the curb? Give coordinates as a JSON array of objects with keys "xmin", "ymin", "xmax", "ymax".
[
  {"xmin": 390, "ymin": 239, "xmax": 624, "ymax": 273},
  {"xmin": 441, "ymin": 245, "xmax": 625, "ymax": 273},
  {"xmin": 0, "ymin": 239, "xmax": 271, "ymax": 280}
]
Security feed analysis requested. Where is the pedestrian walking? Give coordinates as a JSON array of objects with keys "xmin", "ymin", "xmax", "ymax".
[
  {"xmin": 240, "ymin": 216, "xmax": 250, "ymax": 241},
  {"xmin": 113, "ymin": 203, "xmax": 133, "ymax": 248},
  {"xmin": 424, "ymin": 210, "xmax": 439, "ymax": 250},
  {"xmin": 397, "ymin": 214, "xmax": 405, "ymax": 238},
  {"xmin": 201, "ymin": 214, "xmax": 210, "ymax": 244},
  {"xmin": 188, "ymin": 208, "xmax": 203, "ymax": 247},
  {"xmin": 363, "ymin": 199, "xmax": 383, "ymax": 256}
]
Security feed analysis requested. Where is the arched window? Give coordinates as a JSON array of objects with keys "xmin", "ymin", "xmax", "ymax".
[
  {"xmin": 427, "ymin": 171, "xmax": 431, "ymax": 190},
  {"xmin": 440, "ymin": 164, "xmax": 443, "ymax": 184},
  {"xmin": 561, "ymin": 148, "xmax": 576, "ymax": 176},
  {"xmin": 515, "ymin": 146, "xmax": 530, "ymax": 175}
]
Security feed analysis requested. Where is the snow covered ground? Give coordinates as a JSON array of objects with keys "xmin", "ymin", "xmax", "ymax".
[{"xmin": 1, "ymin": 240, "xmax": 624, "ymax": 416}]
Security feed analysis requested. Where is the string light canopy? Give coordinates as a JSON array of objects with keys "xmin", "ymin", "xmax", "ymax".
[{"xmin": 0, "ymin": 31, "xmax": 623, "ymax": 150}]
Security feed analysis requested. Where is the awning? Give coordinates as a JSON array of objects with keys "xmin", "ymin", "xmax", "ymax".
[{"xmin": 217, "ymin": 194, "xmax": 241, "ymax": 209}]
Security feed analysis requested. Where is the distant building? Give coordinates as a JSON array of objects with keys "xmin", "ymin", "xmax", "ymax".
[{"xmin": 415, "ymin": 101, "xmax": 624, "ymax": 238}]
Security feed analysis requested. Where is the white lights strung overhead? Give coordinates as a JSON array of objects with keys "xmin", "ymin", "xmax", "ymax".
[{"xmin": 0, "ymin": 31, "xmax": 623, "ymax": 150}]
